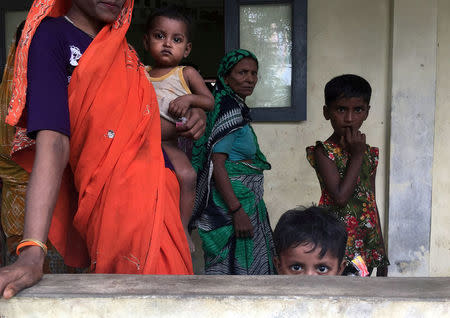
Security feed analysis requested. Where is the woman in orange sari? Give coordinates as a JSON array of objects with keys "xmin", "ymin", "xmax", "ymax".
[
  {"xmin": 0, "ymin": 21, "xmax": 29, "ymax": 267},
  {"xmin": 0, "ymin": 0, "xmax": 201, "ymax": 298}
]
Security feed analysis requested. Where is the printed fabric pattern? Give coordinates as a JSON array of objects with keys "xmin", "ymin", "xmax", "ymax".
[
  {"xmin": 306, "ymin": 141, "xmax": 390, "ymax": 269},
  {"xmin": 198, "ymin": 130, "xmax": 275, "ymax": 274},
  {"xmin": 191, "ymin": 49, "xmax": 256, "ymax": 228},
  {"xmin": 6, "ymin": 0, "xmax": 193, "ymax": 275},
  {"xmin": 191, "ymin": 49, "xmax": 275, "ymax": 275}
]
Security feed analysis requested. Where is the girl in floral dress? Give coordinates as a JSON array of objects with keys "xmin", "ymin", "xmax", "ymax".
[{"xmin": 306, "ymin": 74, "xmax": 389, "ymax": 276}]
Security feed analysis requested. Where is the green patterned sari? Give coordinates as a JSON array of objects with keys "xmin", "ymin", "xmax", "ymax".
[{"xmin": 191, "ymin": 50, "xmax": 275, "ymax": 274}]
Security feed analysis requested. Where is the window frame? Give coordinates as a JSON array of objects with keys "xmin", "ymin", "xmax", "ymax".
[
  {"xmin": 0, "ymin": 0, "xmax": 33, "ymax": 76},
  {"xmin": 225, "ymin": 0, "xmax": 307, "ymax": 122}
]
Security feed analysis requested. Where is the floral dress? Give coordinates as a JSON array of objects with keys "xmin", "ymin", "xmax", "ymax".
[{"xmin": 306, "ymin": 141, "xmax": 389, "ymax": 269}]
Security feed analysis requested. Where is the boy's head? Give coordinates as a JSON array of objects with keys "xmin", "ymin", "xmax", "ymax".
[
  {"xmin": 273, "ymin": 207, "xmax": 347, "ymax": 276},
  {"xmin": 143, "ymin": 6, "xmax": 192, "ymax": 67},
  {"xmin": 324, "ymin": 74, "xmax": 371, "ymax": 106},
  {"xmin": 323, "ymin": 74, "xmax": 371, "ymax": 137}
]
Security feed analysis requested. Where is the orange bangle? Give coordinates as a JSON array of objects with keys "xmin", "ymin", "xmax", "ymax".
[{"xmin": 16, "ymin": 239, "xmax": 48, "ymax": 256}]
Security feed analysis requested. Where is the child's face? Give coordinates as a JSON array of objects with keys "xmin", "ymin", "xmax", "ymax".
[
  {"xmin": 144, "ymin": 16, "xmax": 192, "ymax": 67},
  {"xmin": 323, "ymin": 97, "xmax": 370, "ymax": 137},
  {"xmin": 274, "ymin": 243, "xmax": 345, "ymax": 276},
  {"xmin": 72, "ymin": 0, "xmax": 126, "ymax": 25}
]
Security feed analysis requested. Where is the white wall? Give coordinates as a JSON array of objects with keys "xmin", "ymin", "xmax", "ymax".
[
  {"xmin": 254, "ymin": 0, "xmax": 391, "ymax": 234},
  {"xmin": 253, "ymin": 0, "xmax": 450, "ymax": 277},
  {"xmin": 431, "ymin": 0, "xmax": 450, "ymax": 276}
]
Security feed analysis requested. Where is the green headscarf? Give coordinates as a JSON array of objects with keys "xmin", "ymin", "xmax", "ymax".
[{"xmin": 190, "ymin": 49, "xmax": 261, "ymax": 229}]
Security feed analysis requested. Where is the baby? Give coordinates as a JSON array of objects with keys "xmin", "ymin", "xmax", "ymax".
[{"xmin": 143, "ymin": 7, "xmax": 214, "ymax": 250}]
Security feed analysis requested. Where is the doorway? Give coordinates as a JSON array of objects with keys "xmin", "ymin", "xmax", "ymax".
[{"xmin": 127, "ymin": 0, "xmax": 224, "ymax": 80}]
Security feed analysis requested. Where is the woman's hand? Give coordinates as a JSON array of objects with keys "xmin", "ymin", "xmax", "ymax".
[
  {"xmin": 183, "ymin": 226, "xmax": 196, "ymax": 253},
  {"xmin": 0, "ymin": 246, "xmax": 44, "ymax": 299},
  {"xmin": 0, "ymin": 130, "xmax": 70, "ymax": 298},
  {"xmin": 176, "ymin": 108, "xmax": 206, "ymax": 140},
  {"xmin": 232, "ymin": 208, "xmax": 254, "ymax": 238},
  {"xmin": 211, "ymin": 153, "xmax": 254, "ymax": 239}
]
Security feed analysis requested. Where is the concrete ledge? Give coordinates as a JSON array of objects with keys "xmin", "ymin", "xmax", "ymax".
[{"xmin": 0, "ymin": 275, "xmax": 449, "ymax": 317}]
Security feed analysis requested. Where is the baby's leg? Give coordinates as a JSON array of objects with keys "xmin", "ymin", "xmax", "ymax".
[
  {"xmin": 161, "ymin": 117, "xmax": 178, "ymax": 142},
  {"xmin": 162, "ymin": 141, "xmax": 197, "ymax": 252}
]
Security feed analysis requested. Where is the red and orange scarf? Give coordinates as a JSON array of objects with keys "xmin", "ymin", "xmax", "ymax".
[{"xmin": 6, "ymin": 0, "xmax": 192, "ymax": 274}]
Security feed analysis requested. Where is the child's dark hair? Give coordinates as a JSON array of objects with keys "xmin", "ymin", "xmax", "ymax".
[
  {"xmin": 324, "ymin": 74, "xmax": 372, "ymax": 105},
  {"xmin": 15, "ymin": 20, "xmax": 26, "ymax": 47},
  {"xmin": 145, "ymin": 6, "xmax": 192, "ymax": 41},
  {"xmin": 273, "ymin": 206, "xmax": 348, "ymax": 264}
]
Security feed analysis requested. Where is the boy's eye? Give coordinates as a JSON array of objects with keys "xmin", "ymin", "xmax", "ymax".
[
  {"xmin": 153, "ymin": 33, "xmax": 164, "ymax": 40},
  {"xmin": 336, "ymin": 107, "xmax": 346, "ymax": 113},
  {"xmin": 173, "ymin": 37, "xmax": 183, "ymax": 43},
  {"xmin": 290, "ymin": 264, "xmax": 303, "ymax": 272},
  {"xmin": 354, "ymin": 107, "xmax": 363, "ymax": 113},
  {"xmin": 316, "ymin": 265, "xmax": 329, "ymax": 274}
]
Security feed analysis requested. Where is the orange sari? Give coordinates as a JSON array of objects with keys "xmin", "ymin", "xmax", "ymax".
[{"xmin": 6, "ymin": 0, "xmax": 192, "ymax": 274}]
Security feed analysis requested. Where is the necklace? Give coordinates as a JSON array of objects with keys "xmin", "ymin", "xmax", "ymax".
[{"xmin": 64, "ymin": 16, "xmax": 96, "ymax": 39}]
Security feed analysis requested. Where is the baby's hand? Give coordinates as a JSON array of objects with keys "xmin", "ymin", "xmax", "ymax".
[
  {"xmin": 169, "ymin": 95, "xmax": 192, "ymax": 118},
  {"xmin": 344, "ymin": 127, "xmax": 366, "ymax": 157}
]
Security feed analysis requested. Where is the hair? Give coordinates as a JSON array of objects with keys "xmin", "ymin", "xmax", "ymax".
[
  {"xmin": 324, "ymin": 74, "xmax": 372, "ymax": 106},
  {"xmin": 15, "ymin": 20, "xmax": 26, "ymax": 47},
  {"xmin": 145, "ymin": 6, "xmax": 192, "ymax": 41},
  {"xmin": 273, "ymin": 206, "xmax": 348, "ymax": 264}
]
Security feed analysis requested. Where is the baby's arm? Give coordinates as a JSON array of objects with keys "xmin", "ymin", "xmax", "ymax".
[
  {"xmin": 168, "ymin": 66, "xmax": 214, "ymax": 118},
  {"xmin": 315, "ymin": 128, "xmax": 366, "ymax": 207}
]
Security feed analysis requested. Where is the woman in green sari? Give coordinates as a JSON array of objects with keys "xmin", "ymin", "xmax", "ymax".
[{"xmin": 191, "ymin": 49, "xmax": 275, "ymax": 274}]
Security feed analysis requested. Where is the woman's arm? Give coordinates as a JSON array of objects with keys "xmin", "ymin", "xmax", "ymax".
[
  {"xmin": 168, "ymin": 67, "xmax": 214, "ymax": 118},
  {"xmin": 0, "ymin": 130, "xmax": 69, "ymax": 298},
  {"xmin": 211, "ymin": 153, "xmax": 253, "ymax": 238},
  {"xmin": 315, "ymin": 128, "xmax": 366, "ymax": 207}
]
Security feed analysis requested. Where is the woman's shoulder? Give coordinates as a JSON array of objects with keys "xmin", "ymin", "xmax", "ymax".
[
  {"xmin": 36, "ymin": 16, "xmax": 64, "ymax": 30},
  {"xmin": 34, "ymin": 17, "xmax": 79, "ymax": 39},
  {"xmin": 223, "ymin": 124, "xmax": 249, "ymax": 138},
  {"xmin": 31, "ymin": 16, "xmax": 92, "ymax": 52},
  {"xmin": 32, "ymin": 17, "xmax": 64, "ymax": 42}
]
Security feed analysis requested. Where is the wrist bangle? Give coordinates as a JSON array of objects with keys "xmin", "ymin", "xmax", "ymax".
[
  {"xmin": 16, "ymin": 239, "xmax": 48, "ymax": 256},
  {"xmin": 230, "ymin": 204, "xmax": 242, "ymax": 214}
]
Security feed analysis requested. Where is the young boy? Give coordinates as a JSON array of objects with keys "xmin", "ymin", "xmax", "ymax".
[
  {"xmin": 273, "ymin": 206, "xmax": 347, "ymax": 276},
  {"xmin": 143, "ymin": 7, "xmax": 214, "ymax": 251}
]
